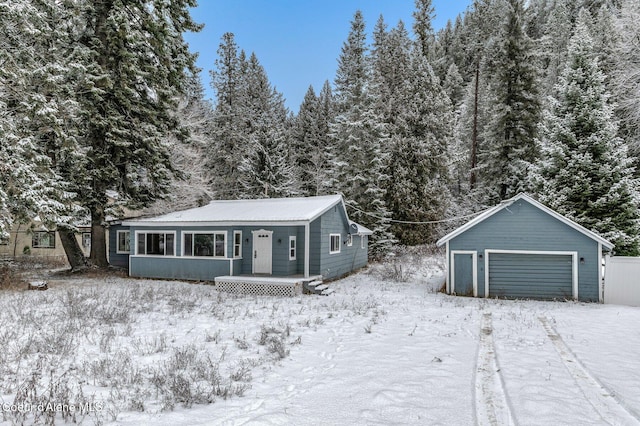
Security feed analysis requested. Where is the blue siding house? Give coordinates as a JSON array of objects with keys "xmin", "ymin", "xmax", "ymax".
[
  {"xmin": 437, "ymin": 194, "xmax": 613, "ymax": 302},
  {"xmin": 116, "ymin": 195, "xmax": 371, "ymax": 282}
]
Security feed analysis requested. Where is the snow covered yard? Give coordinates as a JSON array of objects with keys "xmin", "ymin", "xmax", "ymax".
[{"xmin": 0, "ymin": 259, "xmax": 639, "ymax": 426}]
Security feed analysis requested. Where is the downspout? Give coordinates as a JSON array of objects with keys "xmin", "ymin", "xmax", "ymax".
[{"xmin": 304, "ymin": 223, "xmax": 310, "ymax": 278}]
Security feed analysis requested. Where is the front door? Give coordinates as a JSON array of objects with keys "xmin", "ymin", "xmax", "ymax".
[{"xmin": 252, "ymin": 230, "xmax": 273, "ymax": 274}]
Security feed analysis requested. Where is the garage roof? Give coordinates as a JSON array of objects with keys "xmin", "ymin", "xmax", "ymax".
[{"xmin": 436, "ymin": 193, "xmax": 614, "ymax": 250}]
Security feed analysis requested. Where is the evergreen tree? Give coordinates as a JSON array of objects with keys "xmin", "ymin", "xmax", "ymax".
[
  {"xmin": 291, "ymin": 83, "xmax": 335, "ymax": 196},
  {"xmin": 385, "ymin": 48, "xmax": 454, "ymax": 245},
  {"xmin": 536, "ymin": 14, "xmax": 640, "ymax": 255},
  {"xmin": 413, "ymin": 0, "xmax": 436, "ymax": 61},
  {"xmin": 330, "ymin": 11, "xmax": 394, "ymax": 255},
  {"xmin": 611, "ymin": 0, "xmax": 640, "ymax": 167},
  {"xmin": 480, "ymin": 0, "xmax": 541, "ymax": 203},
  {"xmin": 238, "ymin": 53, "xmax": 295, "ymax": 198},
  {"xmin": 61, "ymin": 0, "xmax": 202, "ymax": 267},
  {"xmin": 209, "ymin": 33, "xmax": 248, "ymax": 198},
  {"xmin": 0, "ymin": 0, "xmax": 83, "ymax": 263}
]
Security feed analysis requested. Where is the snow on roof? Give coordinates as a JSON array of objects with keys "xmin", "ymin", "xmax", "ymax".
[
  {"xmin": 436, "ymin": 193, "xmax": 614, "ymax": 249},
  {"xmin": 124, "ymin": 194, "xmax": 345, "ymax": 225}
]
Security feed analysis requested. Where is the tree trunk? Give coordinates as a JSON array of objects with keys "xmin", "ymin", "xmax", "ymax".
[
  {"xmin": 58, "ymin": 226, "xmax": 89, "ymax": 271},
  {"xmin": 470, "ymin": 63, "xmax": 480, "ymax": 189},
  {"xmin": 89, "ymin": 206, "xmax": 109, "ymax": 268}
]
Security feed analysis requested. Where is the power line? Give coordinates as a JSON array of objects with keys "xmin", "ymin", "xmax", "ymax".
[{"xmin": 344, "ymin": 201, "xmax": 493, "ymax": 225}]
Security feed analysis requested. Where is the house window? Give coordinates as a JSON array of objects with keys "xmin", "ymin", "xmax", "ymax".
[
  {"xmin": 330, "ymin": 234, "xmax": 341, "ymax": 254},
  {"xmin": 289, "ymin": 236, "xmax": 297, "ymax": 260},
  {"xmin": 32, "ymin": 231, "xmax": 55, "ymax": 249},
  {"xmin": 117, "ymin": 230, "xmax": 130, "ymax": 254},
  {"xmin": 0, "ymin": 234, "xmax": 8, "ymax": 245},
  {"xmin": 82, "ymin": 233, "xmax": 91, "ymax": 249},
  {"xmin": 233, "ymin": 231, "xmax": 242, "ymax": 258},
  {"xmin": 361, "ymin": 235, "xmax": 366, "ymax": 249},
  {"xmin": 183, "ymin": 232, "xmax": 226, "ymax": 258},
  {"xmin": 346, "ymin": 234, "xmax": 353, "ymax": 247},
  {"xmin": 136, "ymin": 232, "xmax": 175, "ymax": 256}
]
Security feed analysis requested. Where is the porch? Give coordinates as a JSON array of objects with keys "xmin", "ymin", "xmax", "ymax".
[{"xmin": 214, "ymin": 274, "xmax": 324, "ymax": 297}]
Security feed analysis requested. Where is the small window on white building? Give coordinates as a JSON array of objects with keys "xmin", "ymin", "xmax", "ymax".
[
  {"xmin": 117, "ymin": 230, "xmax": 130, "ymax": 254},
  {"xmin": 330, "ymin": 234, "xmax": 341, "ymax": 254},
  {"xmin": 289, "ymin": 236, "xmax": 297, "ymax": 260}
]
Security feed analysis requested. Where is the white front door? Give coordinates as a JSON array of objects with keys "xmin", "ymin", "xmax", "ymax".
[{"xmin": 252, "ymin": 230, "xmax": 273, "ymax": 274}]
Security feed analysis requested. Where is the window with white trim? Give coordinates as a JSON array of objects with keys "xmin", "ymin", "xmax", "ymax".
[
  {"xmin": 117, "ymin": 230, "xmax": 130, "ymax": 254},
  {"xmin": 183, "ymin": 232, "xmax": 226, "ymax": 258},
  {"xmin": 361, "ymin": 235, "xmax": 366, "ymax": 249},
  {"xmin": 289, "ymin": 236, "xmax": 297, "ymax": 260},
  {"xmin": 346, "ymin": 234, "xmax": 353, "ymax": 247},
  {"xmin": 330, "ymin": 234, "xmax": 341, "ymax": 254},
  {"xmin": 32, "ymin": 231, "xmax": 55, "ymax": 249},
  {"xmin": 233, "ymin": 231, "xmax": 242, "ymax": 258},
  {"xmin": 136, "ymin": 232, "xmax": 175, "ymax": 256}
]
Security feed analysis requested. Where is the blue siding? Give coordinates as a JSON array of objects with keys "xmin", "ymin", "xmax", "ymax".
[
  {"xmin": 448, "ymin": 199, "xmax": 601, "ymax": 302},
  {"xmin": 316, "ymin": 205, "xmax": 368, "ymax": 280},
  {"xmin": 108, "ymin": 224, "xmax": 130, "ymax": 269}
]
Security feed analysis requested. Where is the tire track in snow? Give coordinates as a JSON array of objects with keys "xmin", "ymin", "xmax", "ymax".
[
  {"xmin": 539, "ymin": 317, "xmax": 640, "ymax": 426},
  {"xmin": 475, "ymin": 312, "xmax": 516, "ymax": 426}
]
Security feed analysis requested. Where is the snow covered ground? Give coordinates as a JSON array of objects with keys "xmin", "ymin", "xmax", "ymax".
[{"xmin": 1, "ymin": 257, "xmax": 640, "ymax": 425}]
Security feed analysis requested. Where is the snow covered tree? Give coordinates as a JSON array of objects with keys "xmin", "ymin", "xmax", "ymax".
[
  {"xmin": 479, "ymin": 0, "xmax": 541, "ymax": 203},
  {"xmin": 291, "ymin": 82, "xmax": 335, "ymax": 196},
  {"xmin": 208, "ymin": 33, "xmax": 249, "ymax": 198},
  {"xmin": 413, "ymin": 0, "xmax": 436, "ymax": 61},
  {"xmin": 330, "ymin": 11, "xmax": 394, "ymax": 255},
  {"xmin": 237, "ymin": 53, "xmax": 296, "ymax": 198},
  {"xmin": 611, "ymin": 0, "xmax": 640, "ymax": 168},
  {"xmin": 384, "ymin": 48, "xmax": 454, "ymax": 245},
  {"xmin": 68, "ymin": 0, "xmax": 201, "ymax": 267},
  {"xmin": 535, "ymin": 15, "xmax": 640, "ymax": 255},
  {"xmin": 0, "ymin": 0, "xmax": 84, "ymax": 266}
]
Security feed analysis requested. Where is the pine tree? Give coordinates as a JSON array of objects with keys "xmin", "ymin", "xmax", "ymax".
[
  {"xmin": 209, "ymin": 33, "xmax": 248, "ymax": 198},
  {"xmin": 536, "ymin": 14, "xmax": 640, "ymax": 255},
  {"xmin": 330, "ymin": 11, "xmax": 394, "ymax": 255},
  {"xmin": 480, "ymin": 0, "xmax": 541, "ymax": 203},
  {"xmin": 385, "ymin": 48, "xmax": 454, "ymax": 245},
  {"xmin": 70, "ymin": 0, "xmax": 201, "ymax": 267},
  {"xmin": 0, "ymin": 0, "xmax": 82, "ymax": 261},
  {"xmin": 413, "ymin": 0, "xmax": 436, "ymax": 61},
  {"xmin": 237, "ymin": 53, "xmax": 295, "ymax": 198}
]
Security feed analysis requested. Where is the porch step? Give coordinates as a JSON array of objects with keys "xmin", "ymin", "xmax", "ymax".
[
  {"xmin": 303, "ymin": 279, "xmax": 334, "ymax": 296},
  {"xmin": 320, "ymin": 288, "xmax": 335, "ymax": 296}
]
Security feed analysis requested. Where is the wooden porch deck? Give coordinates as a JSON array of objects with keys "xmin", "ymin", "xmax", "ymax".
[{"xmin": 214, "ymin": 274, "xmax": 323, "ymax": 297}]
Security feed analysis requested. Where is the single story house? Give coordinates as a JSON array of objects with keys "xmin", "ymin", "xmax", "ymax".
[
  {"xmin": 436, "ymin": 193, "xmax": 613, "ymax": 302},
  {"xmin": 113, "ymin": 194, "xmax": 372, "ymax": 282}
]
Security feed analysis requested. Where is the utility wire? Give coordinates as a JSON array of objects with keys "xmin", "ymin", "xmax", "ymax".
[{"xmin": 344, "ymin": 201, "xmax": 494, "ymax": 225}]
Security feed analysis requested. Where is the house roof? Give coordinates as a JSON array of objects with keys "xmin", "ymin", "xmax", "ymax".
[
  {"xmin": 436, "ymin": 193, "xmax": 614, "ymax": 249},
  {"xmin": 122, "ymin": 194, "xmax": 347, "ymax": 226}
]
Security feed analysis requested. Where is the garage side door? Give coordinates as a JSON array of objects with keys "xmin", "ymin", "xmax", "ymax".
[{"xmin": 488, "ymin": 253, "xmax": 573, "ymax": 300}]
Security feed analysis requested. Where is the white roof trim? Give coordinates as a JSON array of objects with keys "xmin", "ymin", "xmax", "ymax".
[
  {"xmin": 436, "ymin": 193, "xmax": 614, "ymax": 250},
  {"xmin": 349, "ymin": 221, "xmax": 373, "ymax": 235}
]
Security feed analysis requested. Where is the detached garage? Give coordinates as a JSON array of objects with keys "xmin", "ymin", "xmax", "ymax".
[{"xmin": 436, "ymin": 194, "xmax": 613, "ymax": 302}]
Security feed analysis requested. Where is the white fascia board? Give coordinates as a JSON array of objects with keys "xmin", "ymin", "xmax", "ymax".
[{"xmin": 122, "ymin": 220, "xmax": 310, "ymax": 227}]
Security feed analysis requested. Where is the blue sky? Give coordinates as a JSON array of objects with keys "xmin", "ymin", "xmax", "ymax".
[{"xmin": 183, "ymin": 1, "xmax": 471, "ymax": 111}]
